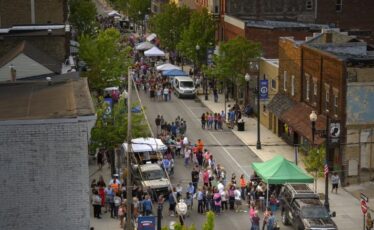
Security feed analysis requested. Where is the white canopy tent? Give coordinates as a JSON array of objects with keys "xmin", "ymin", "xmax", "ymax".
[
  {"xmin": 144, "ymin": 47, "xmax": 165, "ymax": 57},
  {"xmin": 122, "ymin": 137, "xmax": 167, "ymax": 153},
  {"xmin": 108, "ymin": 10, "xmax": 121, "ymax": 17},
  {"xmin": 156, "ymin": 63, "xmax": 181, "ymax": 71},
  {"xmin": 146, "ymin": 33, "xmax": 157, "ymax": 42},
  {"xmin": 135, "ymin": 41, "xmax": 154, "ymax": 51}
]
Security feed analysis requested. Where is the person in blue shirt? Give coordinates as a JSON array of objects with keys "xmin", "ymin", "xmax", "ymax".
[
  {"xmin": 162, "ymin": 156, "xmax": 171, "ymax": 174},
  {"xmin": 197, "ymin": 187, "xmax": 204, "ymax": 214},
  {"xmin": 229, "ymin": 110, "xmax": 236, "ymax": 129},
  {"xmin": 142, "ymin": 195, "xmax": 153, "ymax": 216}
]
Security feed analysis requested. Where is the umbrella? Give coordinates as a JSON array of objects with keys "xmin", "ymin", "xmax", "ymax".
[
  {"xmin": 144, "ymin": 47, "xmax": 165, "ymax": 57},
  {"xmin": 135, "ymin": 41, "xmax": 154, "ymax": 51},
  {"xmin": 162, "ymin": 69, "xmax": 188, "ymax": 77},
  {"xmin": 156, "ymin": 63, "xmax": 181, "ymax": 71}
]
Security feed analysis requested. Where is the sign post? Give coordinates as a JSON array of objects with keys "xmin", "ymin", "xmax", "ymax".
[{"xmin": 361, "ymin": 193, "xmax": 369, "ymax": 230}]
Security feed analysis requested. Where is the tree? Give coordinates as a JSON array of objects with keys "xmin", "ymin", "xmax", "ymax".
[
  {"xmin": 303, "ymin": 146, "xmax": 326, "ymax": 192},
  {"xmin": 79, "ymin": 28, "xmax": 132, "ymax": 92},
  {"xmin": 149, "ymin": 3, "xmax": 191, "ymax": 50},
  {"xmin": 202, "ymin": 211, "xmax": 215, "ymax": 230},
  {"xmin": 90, "ymin": 97, "xmax": 150, "ymax": 153},
  {"xmin": 127, "ymin": 0, "xmax": 151, "ymax": 22},
  {"xmin": 177, "ymin": 8, "xmax": 216, "ymax": 67},
  {"xmin": 207, "ymin": 36, "xmax": 262, "ymax": 102},
  {"xmin": 69, "ymin": 0, "xmax": 97, "ymax": 35}
]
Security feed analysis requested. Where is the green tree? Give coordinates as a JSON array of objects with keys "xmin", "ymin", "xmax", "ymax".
[
  {"xmin": 90, "ymin": 97, "xmax": 150, "ymax": 153},
  {"xmin": 207, "ymin": 36, "xmax": 261, "ymax": 102},
  {"xmin": 127, "ymin": 0, "xmax": 151, "ymax": 22},
  {"xmin": 79, "ymin": 28, "xmax": 132, "ymax": 92},
  {"xmin": 69, "ymin": 0, "xmax": 97, "ymax": 35},
  {"xmin": 149, "ymin": 3, "xmax": 191, "ymax": 50},
  {"xmin": 177, "ymin": 8, "xmax": 216, "ymax": 67},
  {"xmin": 303, "ymin": 146, "xmax": 326, "ymax": 192},
  {"xmin": 202, "ymin": 211, "xmax": 215, "ymax": 230}
]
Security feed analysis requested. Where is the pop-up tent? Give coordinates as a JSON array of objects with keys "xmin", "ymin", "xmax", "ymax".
[
  {"xmin": 251, "ymin": 156, "xmax": 314, "ymax": 206},
  {"xmin": 135, "ymin": 41, "xmax": 154, "ymax": 51},
  {"xmin": 162, "ymin": 69, "xmax": 188, "ymax": 77},
  {"xmin": 144, "ymin": 47, "xmax": 165, "ymax": 57},
  {"xmin": 108, "ymin": 10, "xmax": 121, "ymax": 17},
  {"xmin": 156, "ymin": 63, "xmax": 181, "ymax": 71},
  {"xmin": 146, "ymin": 33, "xmax": 157, "ymax": 42}
]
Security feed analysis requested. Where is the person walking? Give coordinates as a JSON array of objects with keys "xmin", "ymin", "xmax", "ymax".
[
  {"xmin": 201, "ymin": 113, "xmax": 206, "ymax": 129},
  {"xmin": 163, "ymin": 87, "xmax": 169, "ymax": 102},
  {"xmin": 251, "ymin": 210, "xmax": 261, "ymax": 230},
  {"xmin": 197, "ymin": 187, "xmax": 204, "ymax": 214},
  {"xmin": 142, "ymin": 194, "xmax": 153, "ymax": 216},
  {"xmin": 266, "ymin": 210, "xmax": 277, "ymax": 230},
  {"xmin": 155, "ymin": 115, "xmax": 161, "ymax": 135},
  {"xmin": 331, "ymin": 172, "xmax": 340, "ymax": 194},
  {"xmin": 92, "ymin": 190, "xmax": 102, "ymax": 219},
  {"xmin": 239, "ymin": 174, "xmax": 247, "ymax": 201}
]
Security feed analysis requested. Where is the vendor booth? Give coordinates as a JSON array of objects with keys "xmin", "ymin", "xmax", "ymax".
[
  {"xmin": 156, "ymin": 63, "xmax": 181, "ymax": 71},
  {"xmin": 144, "ymin": 47, "xmax": 165, "ymax": 57}
]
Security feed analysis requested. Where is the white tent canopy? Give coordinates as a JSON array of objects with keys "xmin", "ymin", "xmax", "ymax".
[
  {"xmin": 135, "ymin": 41, "xmax": 154, "ymax": 51},
  {"xmin": 156, "ymin": 63, "xmax": 181, "ymax": 71},
  {"xmin": 108, "ymin": 10, "xmax": 121, "ymax": 17},
  {"xmin": 122, "ymin": 137, "xmax": 167, "ymax": 153},
  {"xmin": 146, "ymin": 33, "xmax": 157, "ymax": 42},
  {"xmin": 144, "ymin": 47, "xmax": 165, "ymax": 57}
]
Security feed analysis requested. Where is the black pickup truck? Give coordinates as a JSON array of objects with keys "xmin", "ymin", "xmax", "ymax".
[{"xmin": 280, "ymin": 184, "xmax": 337, "ymax": 230}]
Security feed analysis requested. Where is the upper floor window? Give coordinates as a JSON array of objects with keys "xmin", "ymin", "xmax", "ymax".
[
  {"xmin": 336, "ymin": 0, "xmax": 343, "ymax": 12},
  {"xmin": 283, "ymin": 71, "xmax": 287, "ymax": 92},
  {"xmin": 271, "ymin": 79, "xmax": 277, "ymax": 90},
  {"xmin": 291, "ymin": 75, "xmax": 295, "ymax": 96},
  {"xmin": 306, "ymin": 74, "xmax": 310, "ymax": 101},
  {"xmin": 306, "ymin": 0, "xmax": 313, "ymax": 9}
]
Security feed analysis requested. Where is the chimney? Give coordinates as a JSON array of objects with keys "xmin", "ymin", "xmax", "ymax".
[
  {"xmin": 10, "ymin": 66, "xmax": 16, "ymax": 82},
  {"xmin": 325, "ymin": 32, "xmax": 333, "ymax": 43}
]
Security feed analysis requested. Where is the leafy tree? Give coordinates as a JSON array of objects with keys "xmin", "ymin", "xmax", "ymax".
[
  {"xmin": 149, "ymin": 3, "xmax": 191, "ymax": 50},
  {"xmin": 79, "ymin": 28, "xmax": 132, "ymax": 92},
  {"xmin": 90, "ymin": 97, "xmax": 150, "ymax": 153},
  {"xmin": 303, "ymin": 146, "xmax": 326, "ymax": 192},
  {"xmin": 177, "ymin": 8, "xmax": 216, "ymax": 67},
  {"xmin": 207, "ymin": 36, "xmax": 262, "ymax": 102},
  {"xmin": 127, "ymin": 0, "xmax": 151, "ymax": 22},
  {"xmin": 69, "ymin": 0, "xmax": 97, "ymax": 35},
  {"xmin": 202, "ymin": 211, "xmax": 215, "ymax": 230}
]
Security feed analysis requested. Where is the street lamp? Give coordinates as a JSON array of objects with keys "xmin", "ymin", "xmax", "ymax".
[
  {"xmin": 309, "ymin": 110, "xmax": 330, "ymax": 212},
  {"xmin": 244, "ymin": 73, "xmax": 250, "ymax": 105},
  {"xmin": 249, "ymin": 60, "xmax": 262, "ymax": 150}
]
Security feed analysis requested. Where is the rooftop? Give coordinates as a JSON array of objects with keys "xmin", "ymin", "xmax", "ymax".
[
  {"xmin": 243, "ymin": 19, "xmax": 329, "ymax": 30},
  {"xmin": 0, "ymin": 72, "xmax": 95, "ymax": 121}
]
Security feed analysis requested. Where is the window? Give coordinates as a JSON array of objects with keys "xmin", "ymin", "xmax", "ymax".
[
  {"xmin": 283, "ymin": 71, "xmax": 287, "ymax": 91},
  {"xmin": 336, "ymin": 0, "xmax": 343, "ymax": 12},
  {"xmin": 313, "ymin": 78, "xmax": 318, "ymax": 96},
  {"xmin": 306, "ymin": 0, "xmax": 313, "ymax": 9},
  {"xmin": 306, "ymin": 74, "xmax": 310, "ymax": 101},
  {"xmin": 291, "ymin": 75, "xmax": 295, "ymax": 96},
  {"xmin": 271, "ymin": 79, "xmax": 277, "ymax": 90}
]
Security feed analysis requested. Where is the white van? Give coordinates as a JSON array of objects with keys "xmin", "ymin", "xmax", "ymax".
[{"xmin": 172, "ymin": 76, "xmax": 196, "ymax": 98}]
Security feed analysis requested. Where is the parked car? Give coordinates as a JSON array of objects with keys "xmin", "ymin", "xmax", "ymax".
[
  {"xmin": 172, "ymin": 76, "xmax": 196, "ymax": 98},
  {"xmin": 280, "ymin": 184, "xmax": 337, "ymax": 230}
]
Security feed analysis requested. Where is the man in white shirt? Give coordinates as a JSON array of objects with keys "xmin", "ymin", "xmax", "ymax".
[
  {"xmin": 234, "ymin": 187, "xmax": 242, "ymax": 212},
  {"xmin": 217, "ymin": 180, "xmax": 224, "ymax": 193}
]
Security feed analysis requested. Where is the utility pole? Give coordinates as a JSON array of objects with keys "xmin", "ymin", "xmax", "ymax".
[{"xmin": 125, "ymin": 68, "xmax": 133, "ymax": 230}]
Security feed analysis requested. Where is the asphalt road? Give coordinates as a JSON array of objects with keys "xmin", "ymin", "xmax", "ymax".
[{"xmin": 138, "ymin": 89, "xmax": 293, "ymax": 230}]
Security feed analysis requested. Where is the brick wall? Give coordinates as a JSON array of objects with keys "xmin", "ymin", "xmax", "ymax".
[
  {"xmin": 0, "ymin": 0, "xmax": 65, "ymax": 27},
  {"xmin": 0, "ymin": 119, "xmax": 92, "ymax": 230},
  {"xmin": 246, "ymin": 27, "xmax": 312, "ymax": 58},
  {"xmin": 223, "ymin": 21, "xmax": 245, "ymax": 41}
]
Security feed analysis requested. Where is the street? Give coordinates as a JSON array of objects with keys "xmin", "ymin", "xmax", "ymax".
[{"xmin": 138, "ymin": 89, "xmax": 293, "ymax": 229}]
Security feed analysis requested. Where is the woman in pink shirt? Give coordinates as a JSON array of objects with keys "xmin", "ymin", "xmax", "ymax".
[{"xmin": 203, "ymin": 169, "xmax": 210, "ymax": 187}]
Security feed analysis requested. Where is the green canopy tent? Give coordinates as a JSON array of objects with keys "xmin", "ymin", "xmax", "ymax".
[{"xmin": 251, "ymin": 155, "xmax": 314, "ymax": 206}]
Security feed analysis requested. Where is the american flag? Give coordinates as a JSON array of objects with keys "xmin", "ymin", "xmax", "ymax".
[{"xmin": 324, "ymin": 162, "xmax": 329, "ymax": 176}]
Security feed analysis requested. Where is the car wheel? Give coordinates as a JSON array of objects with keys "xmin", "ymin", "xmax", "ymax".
[{"xmin": 282, "ymin": 211, "xmax": 290, "ymax": 225}]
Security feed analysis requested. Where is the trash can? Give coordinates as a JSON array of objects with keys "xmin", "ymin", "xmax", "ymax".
[{"xmin": 237, "ymin": 121, "xmax": 245, "ymax": 131}]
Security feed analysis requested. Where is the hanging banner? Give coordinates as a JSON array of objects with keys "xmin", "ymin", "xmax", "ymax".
[
  {"xmin": 259, "ymin": 80, "xmax": 268, "ymax": 100},
  {"xmin": 206, "ymin": 48, "xmax": 214, "ymax": 66},
  {"xmin": 138, "ymin": 215, "xmax": 156, "ymax": 230}
]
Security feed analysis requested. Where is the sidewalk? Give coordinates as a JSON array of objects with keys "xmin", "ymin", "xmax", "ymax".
[{"xmin": 198, "ymin": 93, "xmax": 365, "ymax": 230}]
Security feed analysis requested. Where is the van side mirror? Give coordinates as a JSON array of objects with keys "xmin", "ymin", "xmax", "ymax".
[{"xmin": 330, "ymin": 211, "xmax": 336, "ymax": 217}]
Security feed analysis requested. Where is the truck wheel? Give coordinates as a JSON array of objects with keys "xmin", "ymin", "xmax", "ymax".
[{"xmin": 282, "ymin": 211, "xmax": 290, "ymax": 225}]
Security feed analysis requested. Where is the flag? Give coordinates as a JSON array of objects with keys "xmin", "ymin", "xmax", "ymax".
[{"xmin": 324, "ymin": 162, "xmax": 329, "ymax": 176}]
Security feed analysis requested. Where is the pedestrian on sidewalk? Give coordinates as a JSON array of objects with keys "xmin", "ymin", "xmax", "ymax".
[
  {"xmin": 155, "ymin": 115, "xmax": 161, "ymax": 135},
  {"xmin": 250, "ymin": 210, "xmax": 260, "ymax": 230},
  {"xmin": 331, "ymin": 172, "xmax": 340, "ymax": 194},
  {"xmin": 201, "ymin": 113, "xmax": 206, "ymax": 129},
  {"xmin": 92, "ymin": 190, "xmax": 102, "ymax": 219},
  {"xmin": 213, "ymin": 88, "xmax": 218, "ymax": 102}
]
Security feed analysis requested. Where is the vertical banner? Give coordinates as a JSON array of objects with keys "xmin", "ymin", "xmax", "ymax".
[
  {"xmin": 206, "ymin": 48, "xmax": 214, "ymax": 66},
  {"xmin": 259, "ymin": 80, "xmax": 268, "ymax": 100}
]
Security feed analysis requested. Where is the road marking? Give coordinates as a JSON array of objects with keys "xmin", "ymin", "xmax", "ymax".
[{"xmin": 179, "ymin": 99, "xmax": 251, "ymax": 178}]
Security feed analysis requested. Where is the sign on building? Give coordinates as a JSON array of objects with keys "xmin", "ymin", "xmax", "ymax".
[{"xmin": 259, "ymin": 80, "xmax": 268, "ymax": 100}]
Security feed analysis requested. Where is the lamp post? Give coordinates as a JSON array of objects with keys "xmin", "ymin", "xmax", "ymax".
[
  {"xmin": 256, "ymin": 71, "xmax": 261, "ymax": 149},
  {"xmin": 309, "ymin": 110, "xmax": 330, "ymax": 212},
  {"xmin": 244, "ymin": 73, "xmax": 250, "ymax": 105}
]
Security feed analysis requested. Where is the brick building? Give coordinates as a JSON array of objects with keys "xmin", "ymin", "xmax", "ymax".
[
  {"xmin": 267, "ymin": 30, "xmax": 374, "ymax": 184},
  {"xmin": 0, "ymin": 73, "xmax": 96, "ymax": 230},
  {"xmin": 0, "ymin": 0, "xmax": 70, "ymax": 62},
  {"xmin": 224, "ymin": 0, "xmax": 374, "ymax": 43}
]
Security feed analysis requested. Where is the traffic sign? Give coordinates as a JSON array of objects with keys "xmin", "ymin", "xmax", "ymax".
[
  {"xmin": 361, "ymin": 200, "xmax": 368, "ymax": 214},
  {"xmin": 361, "ymin": 192, "xmax": 369, "ymax": 202}
]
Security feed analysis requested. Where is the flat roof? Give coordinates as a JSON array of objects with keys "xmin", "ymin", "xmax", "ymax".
[
  {"xmin": 243, "ymin": 19, "xmax": 329, "ymax": 30},
  {"xmin": 0, "ymin": 73, "xmax": 95, "ymax": 121}
]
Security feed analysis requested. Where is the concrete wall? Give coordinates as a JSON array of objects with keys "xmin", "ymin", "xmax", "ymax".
[{"xmin": 0, "ymin": 118, "xmax": 93, "ymax": 230}]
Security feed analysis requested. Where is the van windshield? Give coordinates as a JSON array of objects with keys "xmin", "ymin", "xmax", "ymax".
[
  {"xmin": 180, "ymin": 81, "xmax": 194, "ymax": 88},
  {"xmin": 143, "ymin": 170, "xmax": 164, "ymax": 180}
]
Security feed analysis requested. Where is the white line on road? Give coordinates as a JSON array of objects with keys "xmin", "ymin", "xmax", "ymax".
[{"xmin": 179, "ymin": 99, "xmax": 251, "ymax": 178}]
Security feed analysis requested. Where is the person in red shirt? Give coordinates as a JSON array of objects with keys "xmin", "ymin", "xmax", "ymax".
[{"xmin": 196, "ymin": 139, "xmax": 204, "ymax": 153}]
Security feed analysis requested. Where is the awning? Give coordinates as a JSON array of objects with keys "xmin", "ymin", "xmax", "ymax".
[
  {"xmin": 281, "ymin": 102, "xmax": 326, "ymax": 145},
  {"xmin": 135, "ymin": 41, "xmax": 154, "ymax": 51},
  {"xmin": 146, "ymin": 33, "xmax": 157, "ymax": 42},
  {"xmin": 267, "ymin": 93, "xmax": 295, "ymax": 118},
  {"xmin": 144, "ymin": 47, "xmax": 165, "ymax": 57},
  {"xmin": 252, "ymin": 156, "xmax": 314, "ymax": 184},
  {"xmin": 162, "ymin": 69, "xmax": 188, "ymax": 77}
]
